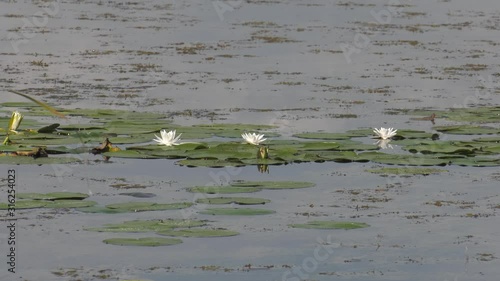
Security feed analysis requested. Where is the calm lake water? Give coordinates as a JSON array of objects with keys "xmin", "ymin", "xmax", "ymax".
[{"xmin": 1, "ymin": 0, "xmax": 499, "ymax": 280}]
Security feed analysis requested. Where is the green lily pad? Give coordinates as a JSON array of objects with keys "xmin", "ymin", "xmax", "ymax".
[
  {"xmin": 44, "ymin": 200, "xmax": 97, "ymax": 208},
  {"xmin": 157, "ymin": 228, "xmax": 239, "ymax": 238},
  {"xmin": 366, "ymin": 167, "xmax": 448, "ymax": 175},
  {"xmin": 103, "ymin": 237, "xmax": 183, "ymax": 247},
  {"xmin": 105, "ymin": 202, "xmax": 193, "ymax": 212},
  {"xmin": 393, "ymin": 130, "xmax": 437, "ymax": 139},
  {"xmin": 293, "ymin": 132, "xmax": 354, "ymax": 140},
  {"xmin": 58, "ymin": 124, "xmax": 105, "ymax": 131},
  {"xmin": 200, "ymin": 208, "xmax": 275, "ymax": 216},
  {"xmin": 360, "ymin": 152, "xmax": 450, "ymax": 166},
  {"xmin": 433, "ymin": 125, "xmax": 500, "ymax": 135},
  {"xmin": 195, "ymin": 197, "xmax": 270, "ymax": 205},
  {"xmin": 0, "ymin": 156, "xmax": 81, "ymax": 165},
  {"xmin": 187, "ymin": 186, "xmax": 262, "ymax": 194},
  {"xmin": 18, "ymin": 192, "xmax": 89, "ymax": 200},
  {"xmin": 102, "ymin": 150, "xmax": 159, "ymax": 159},
  {"xmin": 298, "ymin": 142, "xmax": 340, "ymax": 151},
  {"xmin": 403, "ymin": 141, "xmax": 478, "ymax": 155},
  {"xmin": 85, "ymin": 219, "xmax": 205, "ymax": 232},
  {"xmin": 76, "ymin": 206, "xmax": 131, "ymax": 214},
  {"xmin": 193, "ymin": 123, "xmax": 277, "ymax": 130},
  {"xmin": 214, "ymin": 131, "xmax": 279, "ymax": 138},
  {"xmin": 176, "ymin": 159, "xmax": 245, "ymax": 168},
  {"xmin": 450, "ymin": 157, "xmax": 500, "ymax": 167},
  {"xmin": 472, "ymin": 136, "xmax": 500, "ymax": 143},
  {"xmin": 230, "ymin": 180, "xmax": 315, "ymax": 189},
  {"xmin": 289, "ymin": 221, "xmax": 370, "ymax": 230},
  {"xmin": 0, "ymin": 200, "xmax": 48, "ymax": 209}
]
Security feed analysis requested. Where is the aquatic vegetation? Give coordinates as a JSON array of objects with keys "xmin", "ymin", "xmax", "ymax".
[
  {"xmin": 103, "ymin": 237, "xmax": 182, "ymax": 247},
  {"xmin": 153, "ymin": 129, "xmax": 182, "ymax": 146},
  {"xmin": 241, "ymin": 132, "xmax": 267, "ymax": 145},
  {"xmin": 8, "ymin": 111, "xmax": 23, "ymax": 133},
  {"xmin": 200, "ymin": 208, "xmax": 275, "ymax": 216},
  {"xmin": 157, "ymin": 228, "xmax": 239, "ymax": 238},
  {"xmin": 373, "ymin": 127, "xmax": 398, "ymax": 140}
]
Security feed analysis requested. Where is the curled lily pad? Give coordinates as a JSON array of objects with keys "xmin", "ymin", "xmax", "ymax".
[
  {"xmin": 230, "ymin": 180, "xmax": 315, "ymax": 189},
  {"xmin": 289, "ymin": 221, "xmax": 370, "ymax": 230},
  {"xmin": 157, "ymin": 228, "xmax": 239, "ymax": 238},
  {"xmin": 103, "ymin": 237, "xmax": 183, "ymax": 247},
  {"xmin": 195, "ymin": 197, "xmax": 270, "ymax": 205},
  {"xmin": 200, "ymin": 208, "xmax": 275, "ymax": 216}
]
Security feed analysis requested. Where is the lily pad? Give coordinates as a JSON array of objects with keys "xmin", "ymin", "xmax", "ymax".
[
  {"xmin": 293, "ymin": 132, "xmax": 354, "ymax": 140},
  {"xmin": 200, "ymin": 208, "xmax": 275, "ymax": 216},
  {"xmin": 193, "ymin": 123, "xmax": 277, "ymax": 130},
  {"xmin": 289, "ymin": 221, "xmax": 370, "ymax": 230},
  {"xmin": 0, "ymin": 200, "xmax": 48, "ymax": 209},
  {"xmin": 105, "ymin": 202, "xmax": 193, "ymax": 212},
  {"xmin": 0, "ymin": 156, "xmax": 81, "ymax": 165},
  {"xmin": 433, "ymin": 125, "xmax": 500, "ymax": 135},
  {"xmin": 157, "ymin": 228, "xmax": 239, "ymax": 238},
  {"xmin": 230, "ymin": 180, "xmax": 315, "ymax": 189},
  {"xmin": 195, "ymin": 197, "xmax": 270, "ymax": 205},
  {"xmin": 187, "ymin": 186, "xmax": 262, "ymax": 194},
  {"xmin": 18, "ymin": 192, "xmax": 89, "ymax": 200},
  {"xmin": 176, "ymin": 159, "xmax": 245, "ymax": 168},
  {"xmin": 102, "ymin": 150, "xmax": 159, "ymax": 159},
  {"xmin": 85, "ymin": 219, "xmax": 205, "ymax": 232},
  {"xmin": 103, "ymin": 237, "xmax": 183, "ymax": 247},
  {"xmin": 44, "ymin": 200, "xmax": 97, "ymax": 208}
]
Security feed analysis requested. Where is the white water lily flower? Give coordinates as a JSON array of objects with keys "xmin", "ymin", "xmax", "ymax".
[
  {"xmin": 373, "ymin": 127, "xmax": 397, "ymax": 140},
  {"xmin": 8, "ymin": 111, "xmax": 24, "ymax": 133},
  {"xmin": 153, "ymin": 129, "xmax": 182, "ymax": 146},
  {"xmin": 241, "ymin": 132, "xmax": 267, "ymax": 145}
]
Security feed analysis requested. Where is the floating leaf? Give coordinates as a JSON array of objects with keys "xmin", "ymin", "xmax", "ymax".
[
  {"xmin": 187, "ymin": 186, "xmax": 262, "ymax": 194},
  {"xmin": 176, "ymin": 159, "xmax": 245, "ymax": 168},
  {"xmin": 85, "ymin": 219, "xmax": 205, "ymax": 232},
  {"xmin": 18, "ymin": 192, "xmax": 89, "ymax": 200},
  {"xmin": 293, "ymin": 132, "xmax": 354, "ymax": 140},
  {"xmin": 103, "ymin": 237, "xmax": 183, "ymax": 247},
  {"xmin": 157, "ymin": 228, "xmax": 239, "ymax": 238},
  {"xmin": 44, "ymin": 200, "xmax": 97, "ymax": 208},
  {"xmin": 433, "ymin": 125, "xmax": 500, "ymax": 135},
  {"xmin": 105, "ymin": 202, "xmax": 193, "ymax": 212},
  {"xmin": 102, "ymin": 150, "xmax": 159, "ymax": 159},
  {"xmin": 200, "ymin": 208, "xmax": 275, "ymax": 216},
  {"xmin": 0, "ymin": 156, "xmax": 81, "ymax": 165},
  {"xmin": 195, "ymin": 197, "xmax": 270, "ymax": 205},
  {"xmin": 289, "ymin": 221, "xmax": 370, "ymax": 230},
  {"xmin": 0, "ymin": 200, "xmax": 47, "ymax": 209},
  {"xmin": 230, "ymin": 180, "xmax": 315, "ymax": 189}
]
